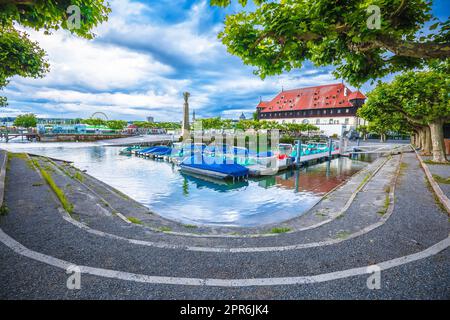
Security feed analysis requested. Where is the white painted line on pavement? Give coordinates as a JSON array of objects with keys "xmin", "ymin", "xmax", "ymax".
[{"xmin": 0, "ymin": 227, "xmax": 448, "ymax": 287}]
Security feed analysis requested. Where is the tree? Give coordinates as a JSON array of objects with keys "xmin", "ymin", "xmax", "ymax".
[
  {"xmin": 213, "ymin": 0, "xmax": 450, "ymax": 86},
  {"xmin": 82, "ymin": 118, "xmax": 106, "ymax": 126},
  {"xmin": 14, "ymin": 113, "xmax": 37, "ymax": 128},
  {"xmin": 358, "ymin": 65, "xmax": 449, "ymax": 162},
  {"xmin": 357, "ymin": 125, "xmax": 369, "ymax": 141},
  {"xmin": 106, "ymin": 120, "xmax": 127, "ymax": 130},
  {"xmin": 0, "ymin": 1, "xmax": 111, "ymax": 106}
]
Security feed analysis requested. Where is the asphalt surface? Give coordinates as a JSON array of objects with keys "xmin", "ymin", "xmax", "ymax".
[{"xmin": 0, "ymin": 151, "xmax": 448, "ymax": 299}]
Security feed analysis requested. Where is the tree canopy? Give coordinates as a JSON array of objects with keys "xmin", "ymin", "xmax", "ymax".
[
  {"xmin": 13, "ymin": 113, "xmax": 37, "ymax": 128},
  {"xmin": 133, "ymin": 121, "xmax": 182, "ymax": 130},
  {"xmin": 358, "ymin": 63, "xmax": 450, "ymax": 161},
  {"xmin": 0, "ymin": 0, "xmax": 110, "ymax": 106},
  {"xmin": 213, "ymin": 0, "xmax": 450, "ymax": 85}
]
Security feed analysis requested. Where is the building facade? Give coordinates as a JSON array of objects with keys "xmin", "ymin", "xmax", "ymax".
[{"xmin": 256, "ymin": 83, "xmax": 366, "ymax": 136}]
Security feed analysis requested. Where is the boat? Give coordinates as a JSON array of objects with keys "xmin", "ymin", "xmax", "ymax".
[
  {"xmin": 180, "ymin": 154, "xmax": 249, "ymax": 180},
  {"xmin": 139, "ymin": 145, "xmax": 171, "ymax": 157},
  {"xmin": 119, "ymin": 145, "xmax": 141, "ymax": 155}
]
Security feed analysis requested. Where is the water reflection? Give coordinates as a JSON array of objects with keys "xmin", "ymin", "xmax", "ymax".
[{"xmin": 1, "ymin": 145, "xmax": 371, "ymax": 227}]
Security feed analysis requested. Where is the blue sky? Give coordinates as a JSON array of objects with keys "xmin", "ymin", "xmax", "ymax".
[{"xmin": 1, "ymin": 0, "xmax": 449, "ymax": 121}]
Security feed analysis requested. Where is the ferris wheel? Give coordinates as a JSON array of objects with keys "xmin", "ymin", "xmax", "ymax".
[{"xmin": 90, "ymin": 112, "xmax": 109, "ymax": 121}]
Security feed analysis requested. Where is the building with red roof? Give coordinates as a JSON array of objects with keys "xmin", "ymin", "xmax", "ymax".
[{"xmin": 256, "ymin": 83, "xmax": 366, "ymax": 136}]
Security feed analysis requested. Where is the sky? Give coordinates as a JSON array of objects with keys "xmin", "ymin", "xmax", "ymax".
[{"xmin": 1, "ymin": 0, "xmax": 449, "ymax": 122}]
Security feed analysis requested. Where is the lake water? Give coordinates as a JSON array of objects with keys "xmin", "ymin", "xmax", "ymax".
[{"xmin": 1, "ymin": 143, "xmax": 370, "ymax": 227}]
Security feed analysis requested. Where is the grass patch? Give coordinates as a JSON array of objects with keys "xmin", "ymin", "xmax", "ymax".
[
  {"xmin": 73, "ymin": 171, "xmax": 84, "ymax": 182},
  {"xmin": 0, "ymin": 204, "xmax": 8, "ymax": 216},
  {"xmin": 158, "ymin": 226, "xmax": 172, "ymax": 232},
  {"xmin": 270, "ymin": 227, "xmax": 291, "ymax": 234},
  {"xmin": 7, "ymin": 152, "xmax": 28, "ymax": 160},
  {"xmin": 425, "ymin": 178, "xmax": 446, "ymax": 213},
  {"xmin": 183, "ymin": 224, "xmax": 198, "ymax": 229},
  {"xmin": 357, "ymin": 173, "xmax": 371, "ymax": 190},
  {"xmin": 315, "ymin": 212, "xmax": 327, "ymax": 218},
  {"xmin": 424, "ymin": 160, "xmax": 450, "ymax": 166},
  {"xmin": 432, "ymin": 174, "xmax": 450, "ymax": 184},
  {"xmin": 128, "ymin": 217, "xmax": 143, "ymax": 225},
  {"xmin": 31, "ymin": 159, "xmax": 74, "ymax": 214},
  {"xmin": 335, "ymin": 230, "xmax": 351, "ymax": 239},
  {"xmin": 378, "ymin": 194, "xmax": 391, "ymax": 216}
]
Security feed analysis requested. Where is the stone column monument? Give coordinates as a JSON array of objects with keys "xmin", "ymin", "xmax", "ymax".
[{"xmin": 182, "ymin": 92, "xmax": 190, "ymax": 140}]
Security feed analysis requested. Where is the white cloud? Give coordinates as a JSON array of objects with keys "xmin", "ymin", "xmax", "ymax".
[
  {"xmin": 13, "ymin": 28, "xmax": 173, "ymax": 91},
  {"xmin": 97, "ymin": 0, "xmax": 222, "ymax": 64}
]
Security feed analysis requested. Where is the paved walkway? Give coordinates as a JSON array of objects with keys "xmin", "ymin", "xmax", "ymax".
[{"xmin": 0, "ymin": 150, "xmax": 448, "ymax": 299}]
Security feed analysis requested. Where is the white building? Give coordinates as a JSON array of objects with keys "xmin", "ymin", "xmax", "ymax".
[{"xmin": 256, "ymin": 83, "xmax": 367, "ymax": 136}]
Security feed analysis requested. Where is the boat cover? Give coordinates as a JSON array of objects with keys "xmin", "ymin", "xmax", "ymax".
[{"xmin": 180, "ymin": 155, "xmax": 249, "ymax": 178}]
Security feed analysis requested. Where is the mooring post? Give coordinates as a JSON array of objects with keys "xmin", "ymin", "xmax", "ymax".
[
  {"xmin": 328, "ymin": 137, "xmax": 332, "ymax": 158},
  {"xmin": 295, "ymin": 139, "xmax": 301, "ymax": 167}
]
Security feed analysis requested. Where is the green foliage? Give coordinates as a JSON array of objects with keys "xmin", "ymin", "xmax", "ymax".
[
  {"xmin": 270, "ymin": 227, "xmax": 291, "ymax": 234},
  {"xmin": 0, "ymin": 0, "xmax": 110, "ymax": 105},
  {"xmin": 0, "ymin": 1, "xmax": 110, "ymax": 39},
  {"xmin": 358, "ymin": 65, "xmax": 450, "ymax": 130},
  {"xmin": 13, "ymin": 113, "xmax": 37, "ymax": 128},
  {"xmin": 128, "ymin": 217, "xmax": 143, "ymax": 225},
  {"xmin": 106, "ymin": 120, "xmax": 127, "ymax": 130},
  {"xmin": 82, "ymin": 118, "xmax": 106, "ymax": 126},
  {"xmin": 0, "ymin": 204, "xmax": 8, "ymax": 216},
  {"xmin": 0, "ymin": 28, "xmax": 49, "ymax": 106},
  {"xmin": 133, "ymin": 121, "xmax": 181, "ymax": 130},
  {"xmin": 214, "ymin": 0, "xmax": 449, "ymax": 86},
  {"xmin": 32, "ymin": 158, "xmax": 74, "ymax": 214}
]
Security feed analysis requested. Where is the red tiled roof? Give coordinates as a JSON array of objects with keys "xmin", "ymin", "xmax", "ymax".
[
  {"xmin": 257, "ymin": 101, "xmax": 270, "ymax": 108},
  {"xmin": 348, "ymin": 91, "xmax": 366, "ymax": 101},
  {"xmin": 257, "ymin": 83, "xmax": 366, "ymax": 113}
]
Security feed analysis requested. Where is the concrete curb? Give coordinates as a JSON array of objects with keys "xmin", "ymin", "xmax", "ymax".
[
  {"xmin": 53, "ymin": 155, "xmax": 403, "ymax": 253},
  {"xmin": 415, "ymin": 150, "xmax": 450, "ymax": 214},
  {"xmin": 0, "ymin": 150, "xmax": 7, "ymax": 207},
  {"xmin": 53, "ymin": 154, "xmax": 392, "ymax": 238}
]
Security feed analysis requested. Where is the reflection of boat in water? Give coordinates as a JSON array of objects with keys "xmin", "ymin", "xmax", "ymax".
[
  {"xmin": 180, "ymin": 172, "xmax": 249, "ymax": 192},
  {"xmin": 180, "ymin": 155, "xmax": 249, "ymax": 180}
]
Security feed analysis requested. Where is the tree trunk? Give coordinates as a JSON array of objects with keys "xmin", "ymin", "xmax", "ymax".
[
  {"xmin": 419, "ymin": 128, "xmax": 425, "ymax": 150},
  {"xmin": 422, "ymin": 126, "xmax": 432, "ymax": 155},
  {"xmin": 429, "ymin": 120, "xmax": 448, "ymax": 163}
]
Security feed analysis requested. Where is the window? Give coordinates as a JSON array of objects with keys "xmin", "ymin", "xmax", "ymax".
[
  {"xmin": 302, "ymin": 119, "xmax": 309, "ymax": 124},
  {"xmin": 337, "ymin": 109, "xmax": 341, "ymax": 114},
  {"xmin": 323, "ymin": 110, "xmax": 327, "ymax": 115},
  {"xmin": 292, "ymin": 119, "xmax": 296, "ymax": 123},
  {"xmin": 334, "ymin": 120, "xmax": 339, "ymax": 124},
  {"xmin": 329, "ymin": 119, "xmax": 333, "ymax": 124},
  {"xmin": 345, "ymin": 109, "xmax": 349, "ymax": 113},
  {"xmin": 345, "ymin": 118, "xmax": 349, "ymax": 124},
  {"xmin": 316, "ymin": 119, "xmax": 320, "ymax": 125}
]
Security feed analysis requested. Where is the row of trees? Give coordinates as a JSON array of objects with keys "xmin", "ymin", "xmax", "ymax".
[
  {"xmin": 212, "ymin": 0, "xmax": 449, "ymax": 162},
  {"xmin": 133, "ymin": 121, "xmax": 181, "ymax": 130},
  {"xmin": 357, "ymin": 62, "xmax": 449, "ymax": 162},
  {"xmin": 194, "ymin": 117, "xmax": 319, "ymax": 133},
  {"xmin": 9, "ymin": 115, "xmax": 182, "ymax": 131}
]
